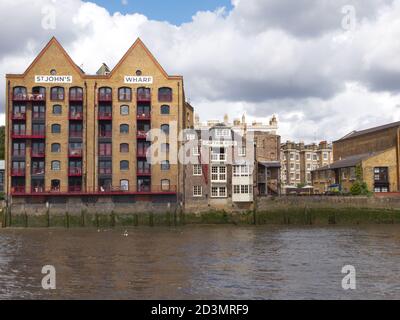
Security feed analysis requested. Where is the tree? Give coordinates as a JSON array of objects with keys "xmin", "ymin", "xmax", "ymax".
[{"xmin": 350, "ymin": 164, "xmax": 370, "ymax": 196}]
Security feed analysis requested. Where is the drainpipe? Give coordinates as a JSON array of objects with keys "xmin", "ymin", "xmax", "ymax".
[
  {"xmin": 84, "ymin": 81, "xmax": 88, "ymax": 192},
  {"xmin": 177, "ymin": 81, "xmax": 181, "ymax": 207},
  {"xmin": 93, "ymin": 82, "xmax": 97, "ymax": 192},
  {"xmin": 6, "ymin": 80, "xmax": 11, "ymax": 218}
]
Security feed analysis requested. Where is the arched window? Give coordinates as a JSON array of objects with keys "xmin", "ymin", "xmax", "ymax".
[
  {"xmin": 120, "ymin": 179, "xmax": 129, "ymax": 191},
  {"xmin": 69, "ymin": 87, "xmax": 83, "ymax": 101},
  {"xmin": 51, "ymin": 143, "xmax": 61, "ymax": 153},
  {"xmin": 120, "ymin": 124, "xmax": 129, "ymax": 134},
  {"xmin": 161, "ymin": 179, "xmax": 170, "ymax": 191},
  {"xmin": 161, "ymin": 143, "xmax": 169, "ymax": 153},
  {"xmin": 52, "ymin": 105, "xmax": 62, "ymax": 115},
  {"xmin": 99, "ymin": 87, "xmax": 112, "ymax": 101},
  {"xmin": 32, "ymin": 86, "xmax": 46, "ymax": 99},
  {"xmin": 137, "ymin": 87, "xmax": 151, "ymax": 101},
  {"xmin": 120, "ymin": 160, "xmax": 129, "ymax": 171},
  {"xmin": 13, "ymin": 86, "xmax": 27, "ymax": 100},
  {"xmin": 51, "ymin": 161, "xmax": 61, "ymax": 171},
  {"xmin": 120, "ymin": 105, "xmax": 129, "ymax": 115},
  {"xmin": 51, "ymin": 124, "xmax": 61, "ymax": 133},
  {"xmin": 120, "ymin": 143, "xmax": 129, "ymax": 153},
  {"xmin": 161, "ymin": 105, "xmax": 170, "ymax": 114},
  {"xmin": 51, "ymin": 179, "xmax": 60, "ymax": 191},
  {"xmin": 118, "ymin": 87, "xmax": 132, "ymax": 101},
  {"xmin": 161, "ymin": 160, "xmax": 170, "ymax": 170},
  {"xmin": 158, "ymin": 87, "xmax": 172, "ymax": 102},
  {"xmin": 161, "ymin": 124, "xmax": 170, "ymax": 135},
  {"xmin": 51, "ymin": 87, "xmax": 65, "ymax": 100}
]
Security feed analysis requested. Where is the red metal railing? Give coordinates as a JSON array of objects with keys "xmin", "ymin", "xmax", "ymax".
[
  {"xmin": 137, "ymin": 149, "xmax": 149, "ymax": 157},
  {"xmin": 12, "ymin": 129, "xmax": 26, "ymax": 138},
  {"xmin": 69, "ymin": 148, "xmax": 83, "ymax": 157},
  {"xmin": 11, "ymin": 168, "xmax": 25, "ymax": 176},
  {"xmin": 69, "ymin": 92, "xmax": 83, "ymax": 102},
  {"xmin": 31, "ymin": 150, "xmax": 45, "ymax": 157},
  {"xmin": 98, "ymin": 111, "xmax": 112, "ymax": 120},
  {"xmin": 98, "ymin": 93, "xmax": 112, "ymax": 102},
  {"xmin": 99, "ymin": 131, "xmax": 112, "ymax": 138},
  {"xmin": 31, "ymin": 186, "xmax": 45, "ymax": 193},
  {"xmin": 12, "ymin": 112, "xmax": 26, "ymax": 120},
  {"xmin": 99, "ymin": 168, "xmax": 112, "ymax": 174},
  {"xmin": 137, "ymin": 168, "xmax": 151, "ymax": 175},
  {"xmin": 69, "ymin": 112, "xmax": 83, "ymax": 120},
  {"xmin": 11, "ymin": 186, "xmax": 25, "ymax": 193},
  {"xmin": 32, "ymin": 112, "xmax": 45, "ymax": 120},
  {"xmin": 13, "ymin": 93, "xmax": 46, "ymax": 101},
  {"xmin": 69, "ymin": 131, "xmax": 83, "ymax": 138},
  {"xmin": 12, "ymin": 150, "xmax": 25, "ymax": 157},
  {"xmin": 31, "ymin": 130, "xmax": 46, "ymax": 138},
  {"xmin": 68, "ymin": 186, "xmax": 82, "ymax": 192},
  {"xmin": 69, "ymin": 167, "xmax": 82, "ymax": 176},
  {"xmin": 32, "ymin": 168, "xmax": 45, "ymax": 175},
  {"xmin": 137, "ymin": 130, "xmax": 149, "ymax": 139},
  {"xmin": 137, "ymin": 112, "xmax": 151, "ymax": 120}
]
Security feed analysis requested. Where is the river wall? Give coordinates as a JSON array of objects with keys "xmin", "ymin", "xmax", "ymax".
[{"xmin": 2, "ymin": 195, "xmax": 400, "ymax": 227}]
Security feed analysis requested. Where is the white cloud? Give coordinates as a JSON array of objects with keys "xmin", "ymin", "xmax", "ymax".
[{"xmin": 1, "ymin": 0, "xmax": 400, "ymax": 144}]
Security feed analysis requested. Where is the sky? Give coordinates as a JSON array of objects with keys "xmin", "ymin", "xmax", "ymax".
[{"xmin": 1, "ymin": 0, "xmax": 400, "ymax": 143}]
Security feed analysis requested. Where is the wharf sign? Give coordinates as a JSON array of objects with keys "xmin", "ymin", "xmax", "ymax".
[
  {"xmin": 124, "ymin": 76, "xmax": 153, "ymax": 84},
  {"xmin": 35, "ymin": 75, "xmax": 73, "ymax": 83}
]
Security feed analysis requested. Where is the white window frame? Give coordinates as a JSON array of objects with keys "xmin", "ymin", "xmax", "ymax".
[
  {"xmin": 193, "ymin": 185, "xmax": 203, "ymax": 197},
  {"xmin": 211, "ymin": 165, "xmax": 226, "ymax": 182},
  {"xmin": 193, "ymin": 164, "xmax": 202, "ymax": 176}
]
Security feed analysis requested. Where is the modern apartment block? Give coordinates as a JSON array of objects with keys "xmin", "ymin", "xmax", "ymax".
[
  {"xmin": 281, "ymin": 141, "xmax": 333, "ymax": 187},
  {"xmin": 183, "ymin": 115, "xmax": 280, "ymax": 211},
  {"xmin": 5, "ymin": 37, "xmax": 192, "ymax": 205}
]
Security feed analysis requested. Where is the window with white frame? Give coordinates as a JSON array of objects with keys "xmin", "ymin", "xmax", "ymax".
[
  {"xmin": 211, "ymin": 147, "xmax": 226, "ymax": 161},
  {"xmin": 211, "ymin": 166, "xmax": 226, "ymax": 182},
  {"xmin": 214, "ymin": 128, "xmax": 230, "ymax": 138},
  {"xmin": 238, "ymin": 145, "xmax": 246, "ymax": 156},
  {"xmin": 193, "ymin": 185, "xmax": 202, "ymax": 197},
  {"xmin": 192, "ymin": 146, "xmax": 200, "ymax": 156},
  {"xmin": 211, "ymin": 186, "xmax": 227, "ymax": 197},
  {"xmin": 233, "ymin": 165, "xmax": 251, "ymax": 177},
  {"xmin": 323, "ymin": 152, "xmax": 328, "ymax": 160},
  {"xmin": 193, "ymin": 164, "xmax": 202, "ymax": 176},
  {"xmin": 233, "ymin": 185, "xmax": 252, "ymax": 194}
]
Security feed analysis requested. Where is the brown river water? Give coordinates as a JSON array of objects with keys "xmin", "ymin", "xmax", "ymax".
[{"xmin": 1, "ymin": 225, "xmax": 400, "ymax": 300}]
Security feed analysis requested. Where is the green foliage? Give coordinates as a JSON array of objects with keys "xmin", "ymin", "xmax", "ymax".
[
  {"xmin": 297, "ymin": 183, "xmax": 306, "ymax": 188},
  {"xmin": 350, "ymin": 181, "xmax": 370, "ymax": 196}
]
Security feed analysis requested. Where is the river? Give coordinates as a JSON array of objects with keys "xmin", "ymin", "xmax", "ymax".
[{"xmin": 1, "ymin": 225, "xmax": 400, "ymax": 300}]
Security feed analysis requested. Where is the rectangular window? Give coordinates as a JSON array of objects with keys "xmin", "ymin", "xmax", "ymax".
[
  {"xmin": 193, "ymin": 186, "xmax": 202, "ymax": 197},
  {"xmin": 211, "ymin": 165, "xmax": 226, "ymax": 182},
  {"xmin": 192, "ymin": 146, "xmax": 200, "ymax": 156},
  {"xmin": 99, "ymin": 143, "xmax": 112, "ymax": 156},
  {"xmin": 211, "ymin": 186, "xmax": 227, "ymax": 198},
  {"xmin": 238, "ymin": 146, "xmax": 246, "ymax": 156},
  {"xmin": 193, "ymin": 164, "xmax": 202, "ymax": 176}
]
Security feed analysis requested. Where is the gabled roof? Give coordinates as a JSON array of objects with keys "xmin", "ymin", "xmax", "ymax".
[
  {"xmin": 336, "ymin": 121, "xmax": 400, "ymax": 142},
  {"xmin": 6, "ymin": 37, "xmax": 86, "ymax": 78}
]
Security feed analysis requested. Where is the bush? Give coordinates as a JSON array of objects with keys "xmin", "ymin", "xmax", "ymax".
[{"xmin": 350, "ymin": 181, "xmax": 370, "ymax": 196}]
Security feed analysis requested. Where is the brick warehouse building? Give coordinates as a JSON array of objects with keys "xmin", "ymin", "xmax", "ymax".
[
  {"xmin": 5, "ymin": 37, "xmax": 193, "ymax": 209},
  {"xmin": 312, "ymin": 121, "xmax": 400, "ymax": 194}
]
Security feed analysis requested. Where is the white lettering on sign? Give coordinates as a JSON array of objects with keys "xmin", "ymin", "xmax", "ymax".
[
  {"xmin": 35, "ymin": 75, "xmax": 73, "ymax": 83},
  {"xmin": 124, "ymin": 76, "xmax": 153, "ymax": 84}
]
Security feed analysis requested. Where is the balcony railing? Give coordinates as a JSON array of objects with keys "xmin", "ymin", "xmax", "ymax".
[
  {"xmin": 137, "ymin": 168, "xmax": 151, "ymax": 175},
  {"xmin": 12, "ymin": 150, "xmax": 26, "ymax": 157},
  {"xmin": 69, "ymin": 148, "xmax": 83, "ymax": 157},
  {"xmin": 12, "ymin": 130, "xmax": 26, "ymax": 138},
  {"xmin": 137, "ymin": 130, "xmax": 149, "ymax": 139},
  {"xmin": 137, "ymin": 149, "xmax": 149, "ymax": 157},
  {"xmin": 32, "ymin": 113, "xmax": 45, "ymax": 120},
  {"xmin": 69, "ymin": 167, "xmax": 82, "ymax": 176},
  {"xmin": 137, "ymin": 92, "xmax": 151, "ymax": 102},
  {"xmin": 32, "ymin": 168, "xmax": 45, "ymax": 175},
  {"xmin": 99, "ymin": 131, "xmax": 112, "ymax": 138},
  {"xmin": 99, "ymin": 168, "xmax": 112, "ymax": 175},
  {"xmin": 98, "ymin": 93, "xmax": 112, "ymax": 102},
  {"xmin": 69, "ymin": 93, "xmax": 83, "ymax": 102},
  {"xmin": 12, "ymin": 112, "xmax": 26, "ymax": 120},
  {"xmin": 13, "ymin": 93, "xmax": 46, "ymax": 101},
  {"xmin": 69, "ymin": 186, "xmax": 82, "ymax": 193},
  {"xmin": 31, "ymin": 186, "xmax": 45, "ymax": 193},
  {"xmin": 31, "ymin": 150, "xmax": 45, "ymax": 157},
  {"xmin": 11, "ymin": 186, "xmax": 25, "ymax": 193},
  {"xmin": 98, "ymin": 111, "xmax": 112, "ymax": 120},
  {"xmin": 69, "ymin": 112, "xmax": 83, "ymax": 120},
  {"xmin": 137, "ymin": 112, "xmax": 151, "ymax": 120},
  {"xmin": 12, "ymin": 168, "xmax": 25, "ymax": 176},
  {"xmin": 31, "ymin": 130, "xmax": 46, "ymax": 138},
  {"xmin": 69, "ymin": 131, "xmax": 83, "ymax": 138}
]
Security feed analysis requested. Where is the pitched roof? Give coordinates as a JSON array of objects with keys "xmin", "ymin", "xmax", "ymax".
[
  {"xmin": 336, "ymin": 121, "xmax": 400, "ymax": 142},
  {"xmin": 313, "ymin": 152, "xmax": 382, "ymax": 171}
]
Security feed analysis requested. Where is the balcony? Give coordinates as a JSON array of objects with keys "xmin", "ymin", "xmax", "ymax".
[
  {"xmin": 69, "ymin": 148, "xmax": 83, "ymax": 157},
  {"xmin": 69, "ymin": 93, "xmax": 83, "ymax": 102},
  {"xmin": 11, "ymin": 186, "xmax": 25, "ymax": 194},
  {"xmin": 32, "ymin": 168, "xmax": 45, "ymax": 175},
  {"xmin": 98, "ymin": 93, "xmax": 112, "ymax": 102},
  {"xmin": 31, "ymin": 131, "xmax": 46, "ymax": 139},
  {"xmin": 11, "ymin": 168, "xmax": 25, "ymax": 176},
  {"xmin": 69, "ymin": 186, "xmax": 82, "ymax": 193},
  {"xmin": 99, "ymin": 168, "xmax": 112, "ymax": 175},
  {"xmin": 98, "ymin": 111, "xmax": 112, "ymax": 120},
  {"xmin": 31, "ymin": 186, "xmax": 45, "ymax": 194},
  {"xmin": 32, "ymin": 113, "xmax": 45, "ymax": 121},
  {"xmin": 137, "ymin": 168, "xmax": 151, "ymax": 176},
  {"xmin": 69, "ymin": 131, "xmax": 83, "ymax": 138},
  {"xmin": 12, "ymin": 112, "xmax": 26, "ymax": 120},
  {"xmin": 12, "ymin": 150, "xmax": 26, "ymax": 157},
  {"xmin": 137, "ymin": 112, "xmax": 151, "ymax": 120},
  {"xmin": 12, "ymin": 130, "xmax": 27, "ymax": 139},
  {"xmin": 99, "ymin": 131, "xmax": 112, "ymax": 138},
  {"xmin": 137, "ymin": 130, "xmax": 149, "ymax": 139},
  {"xmin": 69, "ymin": 167, "xmax": 82, "ymax": 176},
  {"xmin": 69, "ymin": 111, "xmax": 83, "ymax": 120},
  {"xmin": 137, "ymin": 149, "xmax": 149, "ymax": 157},
  {"xmin": 138, "ymin": 185, "xmax": 177, "ymax": 193},
  {"xmin": 137, "ymin": 91, "xmax": 151, "ymax": 102},
  {"xmin": 13, "ymin": 93, "xmax": 46, "ymax": 102},
  {"xmin": 31, "ymin": 150, "xmax": 45, "ymax": 158}
]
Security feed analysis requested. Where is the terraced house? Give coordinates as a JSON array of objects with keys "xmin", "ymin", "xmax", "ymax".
[{"xmin": 5, "ymin": 37, "xmax": 192, "ymax": 209}]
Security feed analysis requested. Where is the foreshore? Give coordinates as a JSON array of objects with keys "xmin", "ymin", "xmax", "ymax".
[{"xmin": 2, "ymin": 196, "xmax": 400, "ymax": 228}]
